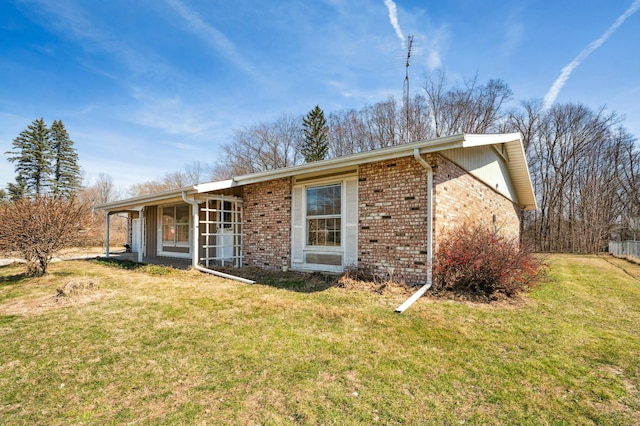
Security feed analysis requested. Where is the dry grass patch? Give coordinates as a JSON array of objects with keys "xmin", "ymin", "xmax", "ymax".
[
  {"xmin": 0, "ymin": 277, "xmax": 108, "ymax": 316},
  {"xmin": 1, "ymin": 255, "xmax": 639, "ymax": 425}
]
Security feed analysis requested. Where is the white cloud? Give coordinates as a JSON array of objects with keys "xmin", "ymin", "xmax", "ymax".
[
  {"xmin": 502, "ymin": 22, "xmax": 524, "ymax": 56},
  {"xmin": 126, "ymin": 90, "xmax": 216, "ymax": 137},
  {"xmin": 161, "ymin": 140, "xmax": 198, "ymax": 151},
  {"xmin": 165, "ymin": 0, "xmax": 265, "ymax": 82},
  {"xmin": 27, "ymin": 0, "xmax": 177, "ymax": 81},
  {"xmin": 543, "ymin": 0, "xmax": 640, "ymax": 110},
  {"xmin": 412, "ymin": 27, "xmax": 447, "ymax": 70}
]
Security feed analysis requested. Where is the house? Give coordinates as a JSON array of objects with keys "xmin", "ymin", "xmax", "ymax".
[{"xmin": 94, "ymin": 133, "xmax": 536, "ymax": 286}]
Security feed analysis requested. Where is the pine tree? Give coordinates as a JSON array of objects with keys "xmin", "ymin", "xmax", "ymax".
[
  {"xmin": 50, "ymin": 120, "xmax": 81, "ymax": 197},
  {"xmin": 301, "ymin": 105, "xmax": 329, "ymax": 162},
  {"xmin": 6, "ymin": 178, "xmax": 27, "ymax": 201},
  {"xmin": 5, "ymin": 118, "xmax": 53, "ymax": 197}
]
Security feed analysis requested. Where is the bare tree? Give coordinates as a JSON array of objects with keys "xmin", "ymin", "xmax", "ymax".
[
  {"xmin": 326, "ymin": 95, "xmax": 433, "ymax": 158},
  {"xmin": 0, "ymin": 195, "xmax": 91, "ymax": 275},
  {"xmin": 423, "ymin": 72, "xmax": 512, "ymax": 136},
  {"xmin": 506, "ymin": 102, "xmax": 628, "ymax": 252},
  {"xmin": 219, "ymin": 114, "xmax": 303, "ymax": 175},
  {"xmin": 93, "ymin": 173, "xmax": 119, "ymax": 204}
]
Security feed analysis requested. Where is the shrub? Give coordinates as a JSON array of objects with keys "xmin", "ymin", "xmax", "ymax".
[
  {"xmin": 432, "ymin": 223, "xmax": 542, "ymax": 298},
  {"xmin": 0, "ymin": 195, "xmax": 92, "ymax": 275}
]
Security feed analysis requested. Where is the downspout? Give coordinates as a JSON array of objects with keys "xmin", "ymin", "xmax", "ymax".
[
  {"xmin": 181, "ymin": 191, "xmax": 255, "ymax": 285},
  {"xmin": 395, "ymin": 149, "xmax": 433, "ymax": 313}
]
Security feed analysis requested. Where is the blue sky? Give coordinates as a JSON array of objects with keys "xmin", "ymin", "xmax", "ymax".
[{"xmin": 1, "ymin": 0, "xmax": 639, "ymax": 192}]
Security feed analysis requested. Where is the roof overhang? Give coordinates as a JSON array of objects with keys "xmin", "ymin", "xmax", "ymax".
[{"xmin": 94, "ymin": 133, "xmax": 537, "ymax": 212}]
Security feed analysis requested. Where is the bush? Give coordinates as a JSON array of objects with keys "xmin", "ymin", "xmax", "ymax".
[
  {"xmin": 432, "ymin": 223, "xmax": 542, "ymax": 298},
  {"xmin": 0, "ymin": 195, "xmax": 92, "ymax": 275}
]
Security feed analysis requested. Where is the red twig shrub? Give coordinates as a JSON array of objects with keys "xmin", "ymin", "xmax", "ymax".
[{"xmin": 432, "ymin": 223, "xmax": 542, "ymax": 298}]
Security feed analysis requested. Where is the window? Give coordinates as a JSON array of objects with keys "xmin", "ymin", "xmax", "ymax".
[
  {"xmin": 292, "ymin": 175, "xmax": 357, "ymax": 272},
  {"xmin": 306, "ymin": 184, "xmax": 341, "ymax": 246},
  {"xmin": 162, "ymin": 205, "xmax": 190, "ymax": 246}
]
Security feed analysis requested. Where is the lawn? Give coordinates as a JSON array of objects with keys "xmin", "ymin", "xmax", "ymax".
[{"xmin": 0, "ymin": 254, "xmax": 639, "ymax": 425}]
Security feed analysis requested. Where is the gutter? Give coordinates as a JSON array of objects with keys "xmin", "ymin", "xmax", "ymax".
[
  {"xmin": 181, "ymin": 191, "xmax": 255, "ymax": 285},
  {"xmin": 395, "ymin": 149, "xmax": 433, "ymax": 313}
]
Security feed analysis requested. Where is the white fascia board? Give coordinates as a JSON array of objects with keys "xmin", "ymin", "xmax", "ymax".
[
  {"xmin": 461, "ymin": 133, "xmax": 522, "ymax": 147},
  {"xmin": 194, "ymin": 179, "xmax": 236, "ymax": 193},
  {"xmin": 233, "ymin": 133, "xmax": 467, "ymax": 185},
  {"xmin": 94, "ymin": 185, "xmax": 197, "ymax": 212}
]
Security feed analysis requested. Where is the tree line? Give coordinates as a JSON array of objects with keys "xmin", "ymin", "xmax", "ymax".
[
  {"xmin": 210, "ymin": 71, "xmax": 640, "ymax": 253},
  {"xmin": 3, "ymin": 71, "xmax": 639, "ymax": 263}
]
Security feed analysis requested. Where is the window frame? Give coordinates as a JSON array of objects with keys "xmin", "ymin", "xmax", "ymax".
[
  {"xmin": 305, "ymin": 183, "xmax": 342, "ymax": 248},
  {"xmin": 160, "ymin": 204, "xmax": 190, "ymax": 248}
]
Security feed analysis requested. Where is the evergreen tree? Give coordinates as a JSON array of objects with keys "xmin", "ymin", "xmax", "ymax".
[
  {"xmin": 50, "ymin": 120, "xmax": 81, "ymax": 197},
  {"xmin": 6, "ymin": 178, "xmax": 27, "ymax": 201},
  {"xmin": 301, "ymin": 105, "xmax": 329, "ymax": 162},
  {"xmin": 6, "ymin": 118, "xmax": 53, "ymax": 197}
]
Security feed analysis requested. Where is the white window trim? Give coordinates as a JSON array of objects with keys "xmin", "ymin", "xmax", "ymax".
[{"xmin": 291, "ymin": 174, "xmax": 358, "ymax": 273}]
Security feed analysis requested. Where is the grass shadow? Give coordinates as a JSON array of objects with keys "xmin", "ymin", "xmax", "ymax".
[
  {"xmin": 94, "ymin": 257, "xmax": 145, "ymax": 270},
  {"xmin": 94, "ymin": 257, "xmax": 178, "ymax": 275},
  {"xmin": 215, "ymin": 267, "xmax": 338, "ymax": 293},
  {"xmin": 0, "ymin": 270, "xmax": 29, "ymax": 287},
  {"xmin": 0, "ymin": 315, "xmax": 19, "ymax": 325}
]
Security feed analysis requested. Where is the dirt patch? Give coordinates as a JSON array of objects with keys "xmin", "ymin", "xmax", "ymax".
[
  {"xmin": 0, "ymin": 277, "xmax": 111, "ymax": 316},
  {"xmin": 336, "ymin": 275, "xmax": 414, "ymax": 296},
  {"xmin": 428, "ymin": 288, "xmax": 531, "ymax": 308}
]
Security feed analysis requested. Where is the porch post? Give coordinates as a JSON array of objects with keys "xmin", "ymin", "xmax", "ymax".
[
  {"xmin": 181, "ymin": 191, "xmax": 199, "ymax": 269},
  {"xmin": 105, "ymin": 212, "xmax": 110, "ymax": 258},
  {"xmin": 138, "ymin": 208, "xmax": 144, "ymax": 263}
]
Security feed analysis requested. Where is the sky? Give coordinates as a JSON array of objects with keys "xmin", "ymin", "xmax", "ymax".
[{"xmin": 1, "ymin": 0, "xmax": 639, "ymax": 193}]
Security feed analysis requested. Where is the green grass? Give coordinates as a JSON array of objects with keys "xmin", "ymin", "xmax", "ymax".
[{"xmin": 0, "ymin": 254, "xmax": 639, "ymax": 425}]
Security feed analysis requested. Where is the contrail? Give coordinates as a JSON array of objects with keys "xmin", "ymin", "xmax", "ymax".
[
  {"xmin": 384, "ymin": 0, "xmax": 405, "ymax": 48},
  {"xmin": 543, "ymin": 0, "xmax": 640, "ymax": 110}
]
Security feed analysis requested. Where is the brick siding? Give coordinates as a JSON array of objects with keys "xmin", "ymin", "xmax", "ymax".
[
  {"xmin": 242, "ymin": 178, "xmax": 291, "ymax": 269},
  {"xmin": 237, "ymin": 153, "xmax": 520, "ymax": 284},
  {"xmin": 432, "ymin": 153, "xmax": 521, "ymax": 246},
  {"xmin": 358, "ymin": 153, "xmax": 521, "ymax": 285},
  {"xmin": 358, "ymin": 155, "xmax": 430, "ymax": 285}
]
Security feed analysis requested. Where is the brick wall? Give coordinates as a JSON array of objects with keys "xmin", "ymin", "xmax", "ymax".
[
  {"xmin": 357, "ymin": 153, "xmax": 521, "ymax": 285},
  {"xmin": 238, "ymin": 153, "xmax": 521, "ymax": 283},
  {"xmin": 358, "ymin": 155, "xmax": 430, "ymax": 285},
  {"xmin": 242, "ymin": 178, "xmax": 292, "ymax": 269},
  {"xmin": 432, "ymin": 153, "xmax": 520, "ymax": 245}
]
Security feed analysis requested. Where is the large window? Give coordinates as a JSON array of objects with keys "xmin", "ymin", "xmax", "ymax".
[
  {"xmin": 306, "ymin": 184, "xmax": 341, "ymax": 246},
  {"xmin": 162, "ymin": 205, "xmax": 190, "ymax": 246}
]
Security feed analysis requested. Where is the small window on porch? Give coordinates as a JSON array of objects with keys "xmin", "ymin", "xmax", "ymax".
[{"xmin": 162, "ymin": 205, "xmax": 189, "ymax": 247}]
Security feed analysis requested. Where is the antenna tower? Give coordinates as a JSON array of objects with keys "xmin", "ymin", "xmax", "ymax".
[{"xmin": 403, "ymin": 35, "xmax": 414, "ymax": 143}]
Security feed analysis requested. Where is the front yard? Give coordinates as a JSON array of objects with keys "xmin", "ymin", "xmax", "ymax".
[{"xmin": 0, "ymin": 254, "xmax": 638, "ymax": 424}]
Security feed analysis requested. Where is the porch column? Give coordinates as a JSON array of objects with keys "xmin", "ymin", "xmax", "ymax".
[
  {"xmin": 191, "ymin": 203, "xmax": 199, "ymax": 268},
  {"xmin": 105, "ymin": 212, "xmax": 110, "ymax": 258},
  {"xmin": 181, "ymin": 191, "xmax": 199, "ymax": 269},
  {"xmin": 138, "ymin": 208, "xmax": 144, "ymax": 263}
]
